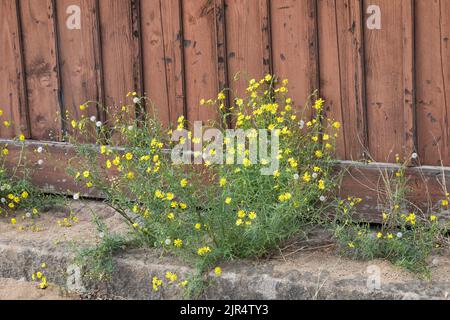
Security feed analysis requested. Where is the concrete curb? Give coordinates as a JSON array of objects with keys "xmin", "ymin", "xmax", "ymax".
[{"xmin": 0, "ymin": 242, "xmax": 448, "ymax": 300}]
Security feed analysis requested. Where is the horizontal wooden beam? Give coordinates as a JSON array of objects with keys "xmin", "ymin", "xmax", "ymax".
[{"xmin": 2, "ymin": 140, "xmax": 449, "ymax": 222}]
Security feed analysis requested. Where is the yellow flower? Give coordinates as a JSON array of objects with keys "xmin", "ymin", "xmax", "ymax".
[
  {"xmin": 387, "ymin": 233, "xmax": 394, "ymax": 239},
  {"xmin": 430, "ymin": 215, "xmax": 437, "ymax": 222},
  {"xmin": 218, "ymin": 92, "xmax": 226, "ymax": 100},
  {"xmin": 8, "ymin": 203, "xmax": 15, "ymax": 209},
  {"xmin": 4, "ymin": 121, "xmax": 11, "ymax": 127},
  {"xmin": 106, "ymin": 159, "xmax": 112, "ymax": 169},
  {"xmin": 195, "ymin": 223, "xmax": 202, "ymax": 230},
  {"xmin": 248, "ymin": 212, "xmax": 257, "ymax": 220},
  {"xmin": 197, "ymin": 246, "xmax": 212, "ymax": 256},
  {"xmin": 315, "ymin": 150, "xmax": 323, "ymax": 158},
  {"xmin": 179, "ymin": 280, "xmax": 188, "ymax": 288},
  {"xmin": 83, "ymin": 171, "xmax": 90, "ymax": 178},
  {"xmin": 100, "ymin": 145, "xmax": 107, "ymax": 154},
  {"xmin": 243, "ymin": 158, "xmax": 251, "ymax": 167},
  {"xmin": 125, "ymin": 152, "xmax": 133, "ymax": 160},
  {"xmin": 348, "ymin": 242, "xmax": 355, "ymax": 248},
  {"xmin": 225, "ymin": 197, "xmax": 232, "ymax": 205},
  {"xmin": 79, "ymin": 104, "xmax": 86, "ymax": 111},
  {"xmin": 41, "ymin": 263, "xmax": 46, "ymax": 269},
  {"xmin": 155, "ymin": 190, "xmax": 164, "ymax": 199},
  {"xmin": 152, "ymin": 276, "xmax": 163, "ymax": 291},
  {"xmin": 303, "ymin": 172, "xmax": 311, "ymax": 183},
  {"xmin": 36, "ymin": 272, "xmax": 42, "ymax": 279},
  {"xmin": 332, "ymin": 121, "xmax": 341, "ymax": 129},
  {"xmin": 236, "ymin": 219, "xmax": 243, "ymax": 226},
  {"xmin": 442, "ymin": 199, "xmax": 448, "ymax": 206},
  {"xmin": 167, "ymin": 213, "xmax": 175, "ymax": 220},
  {"xmin": 19, "ymin": 134, "xmax": 25, "ymax": 141},
  {"xmin": 165, "ymin": 272, "xmax": 178, "ymax": 282},
  {"xmin": 112, "ymin": 156, "xmax": 120, "ymax": 166},
  {"xmin": 71, "ymin": 120, "xmax": 77, "ymax": 128},
  {"xmin": 166, "ymin": 193, "xmax": 175, "ymax": 201},
  {"xmin": 214, "ymin": 267, "xmax": 222, "ymax": 276},
  {"xmin": 174, "ymin": 239, "xmax": 183, "ymax": 248},
  {"xmin": 219, "ymin": 178, "xmax": 227, "ymax": 187},
  {"xmin": 2, "ymin": 148, "xmax": 9, "ymax": 156},
  {"xmin": 377, "ymin": 232, "xmax": 383, "ymax": 239},
  {"xmin": 318, "ymin": 180, "xmax": 325, "ymax": 190},
  {"xmin": 126, "ymin": 171, "xmax": 135, "ymax": 180},
  {"xmin": 21, "ymin": 191, "xmax": 29, "ymax": 199},
  {"xmin": 323, "ymin": 134, "xmax": 330, "ymax": 141},
  {"xmin": 179, "ymin": 203, "xmax": 187, "ymax": 209},
  {"xmin": 237, "ymin": 210, "xmax": 246, "ymax": 218},
  {"xmin": 405, "ymin": 213, "xmax": 416, "ymax": 225},
  {"xmin": 180, "ymin": 179, "xmax": 188, "ymax": 187},
  {"xmin": 11, "ymin": 218, "xmax": 17, "ymax": 225}
]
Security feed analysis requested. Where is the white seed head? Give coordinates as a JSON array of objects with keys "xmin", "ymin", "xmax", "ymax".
[
  {"xmin": 396, "ymin": 232, "xmax": 403, "ymax": 238},
  {"xmin": 411, "ymin": 153, "xmax": 418, "ymax": 160},
  {"xmin": 128, "ymin": 125, "xmax": 134, "ymax": 131},
  {"xmin": 133, "ymin": 97, "xmax": 140, "ymax": 104},
  {"xmin": 37, "ymin": 146, "xmax": 44, "ymax": 153},
  {"xmin": 312, "ymin": 172, "xmax": 318, "ymax": 179},
  {"xmin": 320, "ymin": 196, "xmax": 327, "ymax": 202},
  {"xmin": 90, "ymin": 116, "xmax": 96, "ymax": 122},
  {"xmin": 96, "ymin": 121, "xmax": 102, "ymax": 128},
  {"xmin": 73, "ymin": 193, "xmax": 80, "ymax": 200},
  {"xmin": 25, "ymin": 212, "xmax": 32, "ymax": 218},
  {"xmin": 293, "ymin": 174, "xmax": 300, "ymax": 180},
  {"xmin": 37, "ymin": 159, "xmax": 44, "ymax": 166},
  {"xmin": 165, "ymin": 239, "xmax": 171, "ymax": 246},
  {"xmin": 299, "ymin": 120, "xmax": 305, "ymax": 129}
]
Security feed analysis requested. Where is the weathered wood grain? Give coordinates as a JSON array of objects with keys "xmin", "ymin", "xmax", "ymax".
[
  {"xmin": 19, "ymin": 0, "xmax": 62, "ymax": 141},
  {"xmin": 98, "ymin": 0, "xmax": 142, "ymax": 120},
  {"xmin": 225, "ymin": 0, "xmax": 272, "ymax": 100},
  {"xmin": 364, "ymin": 0, "xmax": 415, "ymax": 162},
  {"xmin": 416, "ymin": 0, "xmax": 450, "ymax": 166},
  {"xmin": 56, "ymin": 0, "xmax": 103, "ymax": 140},
  {"xmin": 271, "ymin": 0, "xmax": 319, "ymax": 118},
  {"xmin": 182, "ymin": 0, "xmax": 220, "ymax": 125},
  {"xmin": 0, "ymin": 0, "xmax": 29, "ymax": 139},
  {"xmin": 318, "ymin": 0, "xmax": 368, "ymax": 161},
  {"xmin": 140, "ymin": 0, "xmax": 185, "ymax": 126}
]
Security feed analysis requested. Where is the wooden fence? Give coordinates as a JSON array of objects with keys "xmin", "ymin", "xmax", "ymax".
[{"xmin": 1, "ymin": 0, "xmax": 450, "ymax": 217}]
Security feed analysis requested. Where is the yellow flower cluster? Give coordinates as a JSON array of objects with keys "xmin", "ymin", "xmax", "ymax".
[{"xmin": 31, "ymin": 262, "xmax": 48, "ymax": 289}]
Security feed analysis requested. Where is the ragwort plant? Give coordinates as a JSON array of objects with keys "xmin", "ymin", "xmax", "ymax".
[
  {"xmin": 333, "ymin": 156, "xmax": 449, "ymax": 276},
  {"xmin": 67, "ymin": 75, "xmax": 342, "ymax": 295},
  {"xmin": 0, "ymin": 115, "xmax": 64, "ymax": 229}
]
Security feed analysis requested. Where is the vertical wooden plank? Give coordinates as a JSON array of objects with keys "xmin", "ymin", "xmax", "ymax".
[
  {"xmin": 318, "ymin": 0, "xmax": 368, "ymax": 161},
  {"xmin": 225, "ymin": 0, "xmax": 271, "ymax": 99},
  {"xmin": 364, "ymin": 0, "xmax": 415, "ymax": 162},
  {"xmin": 140, "ymin": 0, "xmax": 185, "ymax": 126},
  {"xmin": 161, "ymin": 0, "xmax": 186, "ymax": 124},
  {"xmin": 0, "ymin": 0, "xmax": 29, "ymax": 139},
  {"xmin": 98, "ymin": 0, "xmax": 142, "ymax": 120},
  {"xmin": 56, "ymin": 0, "xmax": 103, "ymax": 137},
  {"xmin": 271, "ymin": 0, "xmax": 318, "ymax": 117},
  {"xmin": 182, "ymin": 0, "xmax": 219, "ymax": 124},
  {"xmin": 140, "ymin": 0, "xmax": 170, "ymax": 124},
  {"xmin": 19, "ymin": 0, "xmax": 62, "ymax": 141},
  {"xmin": 416, "ymin": 0, "xmax": 450, "ymax": 166}
]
